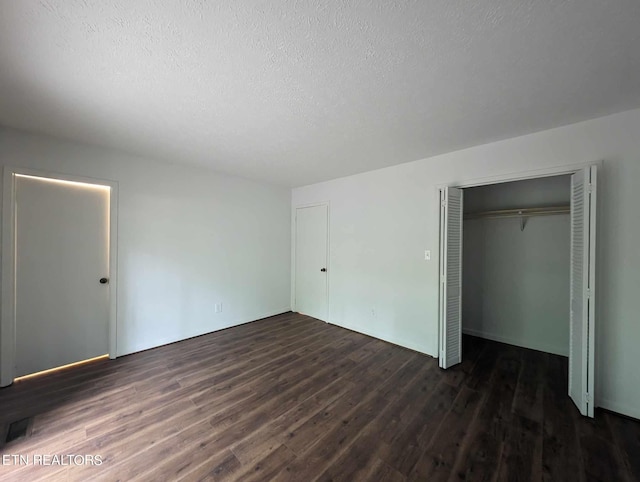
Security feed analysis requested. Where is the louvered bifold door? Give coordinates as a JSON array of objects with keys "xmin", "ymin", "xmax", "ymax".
[
  {"xmin": 439, "ymin": 187, "xmax": 464, "ymax": 369},
  {"xmin": 569, "ymin": 166, "xmax": 597, "ymax": 417}
]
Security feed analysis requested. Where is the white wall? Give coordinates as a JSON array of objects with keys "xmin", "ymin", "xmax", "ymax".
[
  {"xmin": 462, "ymin": 176, "xmax": 571, "ymax": 356},
  {"xmin": 292, "ymin": 108, "xmax": 640, "ymax": 419},
  {"xmin": 0, "ymin": 128, "xmax": 291, "ymax": 357}
]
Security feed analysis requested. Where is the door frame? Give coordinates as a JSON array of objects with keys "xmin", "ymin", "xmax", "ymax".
[
  {"xmin": 1, "ymin": 166, "xmax": 119, "ymax": 387},
  {"xmin": 291, "ymin": 201, "xmax": 330, "ymax": 320},
  {"xmin": 437, "ymin": 160, "xmax": 602, "ymax": 404}
]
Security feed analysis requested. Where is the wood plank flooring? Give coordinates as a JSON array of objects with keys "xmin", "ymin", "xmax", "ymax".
[{"xmin": 0, "ymin": 312, "xmax": 638, "ymax": 481}]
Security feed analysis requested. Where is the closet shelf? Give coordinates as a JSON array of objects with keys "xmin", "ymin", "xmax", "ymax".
[
  {"xmin": 464, "ymin": 205, "xmax": 570, "ymax": 220},
  {"xmin": 464, "ymin": 205, "xmax": 570, "ymax": 231}
]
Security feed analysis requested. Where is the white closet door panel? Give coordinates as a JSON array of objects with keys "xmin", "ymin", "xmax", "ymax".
[
  {"xmin": 569, "ymin": 165, "xmax": 597, "ymax": 417},
  {"xmin": 440, "ymin": 187, "xmax": 463, "ymax": 369}
]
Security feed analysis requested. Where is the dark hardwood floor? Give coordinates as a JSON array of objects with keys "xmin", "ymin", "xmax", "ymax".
[{"xmin": 0, "ymin": 312, "xmax": 638, "ymax": 481}]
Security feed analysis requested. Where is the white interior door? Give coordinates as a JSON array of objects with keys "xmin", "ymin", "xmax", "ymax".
[
  {"xmin": 295, "ymin": 204, "xmax": 328, "ymax": 321},
  {"xmin": 15, "ymin": 175, "xmax": 110, "ymax": 377},
  {"xmin": 439, "ymin": 187, "xmax": 464, "ymax": 369},
  {"xmin": 569, "ymin": 166, "xmax": 597, "ymax": 417}
]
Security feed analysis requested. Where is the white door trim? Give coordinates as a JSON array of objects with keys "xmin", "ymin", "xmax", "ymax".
[
  {"xmin": 291, "ymin": 201, "xmax": 330, "ymax": 319},
  {"xmin": 1, "ymin": 166, "xmax": 119, "ymax": 387},
  {"xmin": 435, "ymin": 160, "xmax": 603, "ymax": 190}
]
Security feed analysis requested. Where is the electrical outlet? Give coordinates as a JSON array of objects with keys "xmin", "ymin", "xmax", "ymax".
[{"xmin": 214, "ymin": 303, "xmax": 222, "ymax": 313}]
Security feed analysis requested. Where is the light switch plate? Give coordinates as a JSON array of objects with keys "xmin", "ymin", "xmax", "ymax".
[{"xmin": 424, "ymin": 250, "xmax": 431, "ymax": 261}]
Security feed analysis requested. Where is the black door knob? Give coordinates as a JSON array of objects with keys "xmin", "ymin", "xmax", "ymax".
[
  {"xmin": 99, "ymin": 278, "xmax": 109, "ymax": 284},
  {"xmin": 320, "ymin": 268, "xmax": 327, "ymax": 272}
]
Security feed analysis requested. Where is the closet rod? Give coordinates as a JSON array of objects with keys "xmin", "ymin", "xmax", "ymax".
[{"xmin": 464, "ymin": 205, "xmax": 570, "ymax": 220}]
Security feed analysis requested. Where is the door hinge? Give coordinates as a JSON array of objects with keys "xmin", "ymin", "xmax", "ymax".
[
  {"xmin": 586, "ymin": 289, "xmax": 591, "ymax": 299},
  {"xmin": 585, "ymin": 392, "xmax": 592, "ymax": 404},
  {"xmin": 441, "ymin": 199, "xmax": 447, "ymax": 207},
  {"xmin": 587, "ymin": 183, "xmax": 594, "ymax": 193}
]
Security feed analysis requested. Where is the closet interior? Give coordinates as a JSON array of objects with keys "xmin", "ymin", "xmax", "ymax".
[{"xmin": 461, "ymin": 174, "xmax": 572, "ymax": 357}]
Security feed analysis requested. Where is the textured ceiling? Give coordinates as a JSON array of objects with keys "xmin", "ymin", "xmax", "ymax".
[{"xmin": 1, "ymin": 1, "xmax": 639, "ymax": 187}]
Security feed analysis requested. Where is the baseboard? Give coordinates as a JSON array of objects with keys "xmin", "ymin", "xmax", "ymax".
[
  {"xmin": 117, "ymin": 307, "xmax": 291, "ymax": 357},
  {"xmin": 326, "ymin": 320, "xmax": 437, "ymax": 358},
  {"xmin": 597, "ymin": 398, "xmax": 640, "ymax": 421},
  {"xmin": 228, "ymin": 307, "xmax": 292, "ymax": 328},
  {"xmin": 462, "ymin": 327, "xmax": 569, "ymax": 357}
]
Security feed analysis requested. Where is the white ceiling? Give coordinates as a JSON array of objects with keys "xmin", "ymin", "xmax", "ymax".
[{"xmin": 1, "ymin": 1, "xmax": 639, "ymax": 187}]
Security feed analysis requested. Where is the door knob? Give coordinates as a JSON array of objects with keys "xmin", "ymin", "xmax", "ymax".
[
  {"xmin": 99, "ymin": 278, "xmax": 109, "ymax": 284},
  {"xmin": 320, "ymin": 268, "xmax": 327, "ymax": 272}
]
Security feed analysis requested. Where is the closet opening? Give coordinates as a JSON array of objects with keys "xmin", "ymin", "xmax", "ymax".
[
  {"xmin": 438, "ymin": 165, "xmax": 597, "ymax": 417},
  {"xmin": 462, "ymin": 175, "xmax": 571, "ymax": 358}
]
